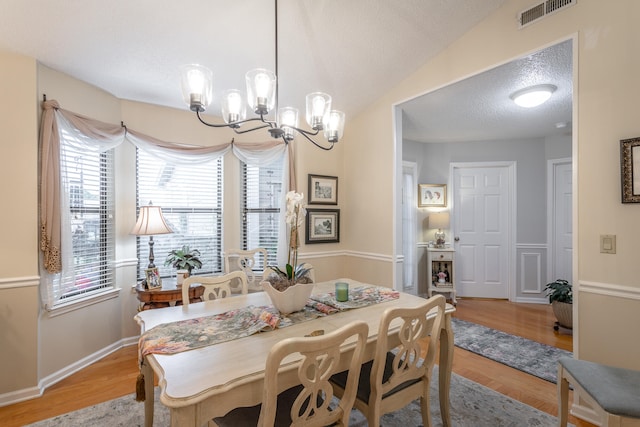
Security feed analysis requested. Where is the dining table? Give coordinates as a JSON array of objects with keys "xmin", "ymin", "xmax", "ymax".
[{"xmin": 134, "ymin": 278, "xmax": 456, "ymax": 427}]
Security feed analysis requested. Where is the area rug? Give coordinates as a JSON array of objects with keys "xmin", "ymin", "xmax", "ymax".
[
  {"xmin": 451, "ymin": 317, "xmax": 572, "ymax": 383},
  {"xmin": 27, "ymin": 367, "xmax": 566, "ymax": 427}
]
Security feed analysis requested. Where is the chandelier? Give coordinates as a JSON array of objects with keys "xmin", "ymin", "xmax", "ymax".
[{"xmin": 180, "ymin": 0, "xmax": 345, "ymax": 151}]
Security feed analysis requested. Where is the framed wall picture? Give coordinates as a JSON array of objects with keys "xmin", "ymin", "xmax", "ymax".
[
  {"xmin": 305, "ymin": 209, "xmax": 340, "ymax": 243},
  {"xmin": 418, "ymin": 184, "xmax": 447, "ymax": 207},
  {"xmin": 145, "ymin": 267, "xmax": 162, "ymax": 289},
  {"xmin": 308, "ymin": 174, "xmax": 338, "ymax": 205},
  {"xmin": 621, "ymin": 137, "xmax": 640, "ymax": 203}
]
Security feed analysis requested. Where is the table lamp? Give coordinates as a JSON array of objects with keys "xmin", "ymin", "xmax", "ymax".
[
  {"xmin": 429, "ymin": 212, "xmax": 450, "ymax": 248},
  {"xmin": 131, "ymin": 202, "xmax": 173, "ymax": 269}
]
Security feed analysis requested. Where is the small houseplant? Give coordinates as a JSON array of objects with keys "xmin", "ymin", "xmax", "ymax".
[
  {"xmin": 262, "ymin": 191, "xmax": 314, "ymax": 314},
  {"xmin": 165, "ymin": 245, "xmax": 203, "ymax": 275},
  {"xmin": 544, "ymin": 279, "xmax": 572, "ymax": 329}
]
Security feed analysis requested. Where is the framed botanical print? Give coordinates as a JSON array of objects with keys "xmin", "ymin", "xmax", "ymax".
[
  {"xmin": 418, "ymin": 184, "xmax": 447, "ymax": 207},
  {"xmin": 305, "ymin": 209, "xmax": 340, "ymax": 243},
  {"xmin": 308, "ymin": 174, "xmax": 338, "ymax": 205}
]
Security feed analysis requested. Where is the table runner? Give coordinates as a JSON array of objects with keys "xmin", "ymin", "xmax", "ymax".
[
  {"xmin": 136, "ymin": 284, "xmax": 399, "ymax": 400},
  {"xmin": 139, "ymin": 285, "xmax": 399, "ymax": 359}
]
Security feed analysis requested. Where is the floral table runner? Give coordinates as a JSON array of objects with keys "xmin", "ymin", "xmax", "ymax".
[
  {"xmin": 139, "ymin": 285, "xmax": 399, "ymax": 362},
  {"xmin": 138, "ymin": 305, "xmax": 280, "ymax": 362}
]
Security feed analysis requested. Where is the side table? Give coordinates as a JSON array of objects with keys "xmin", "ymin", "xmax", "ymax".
[
  {"xmin": 427, "ymin": 247, "xmax": 457, "ymax": 305},
  {"xmin": 135, "ymin": 282, "xmax": 204, "ymax": 311}
]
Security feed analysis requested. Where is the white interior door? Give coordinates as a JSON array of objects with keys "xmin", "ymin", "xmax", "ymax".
[
  {"xmin": 401, "ymin": 162, "xmax": 417, "ymax": 295},
  {"xmin": 452, "ymin": 162, "xmax": 514, "ymax": 299},
  {"xmin": 548, "ymin": 159, "xmax": 573, "ymax": 283}
]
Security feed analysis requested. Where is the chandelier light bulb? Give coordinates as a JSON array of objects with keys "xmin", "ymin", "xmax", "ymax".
[
  {"xmin": 246, "ymin": 69, "xmax": 276, "ymax": 115},
  {"xmin": 180, "ymin": 64, "xmax": 213, "ymax": 112},
  {"xmin": 510, "ymin": 84, "xmax": 557, "ymax": 108},
  {"xmin": 324, "ymin": 110, "xmax": 345, "ymax": 143},
  {"xmin": 278, "ymin": 107, "xmax": 299, "ymax": 141},
  {"xmin": 306, "ymin": 92, "xmax": 331, "ymax": 130},
  {"xmin": 221, "ymin": 89, "xmax": 246, "ymax": 125}
]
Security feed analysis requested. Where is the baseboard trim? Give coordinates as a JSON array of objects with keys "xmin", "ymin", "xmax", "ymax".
[
  {"xmin": 0, "ymin": 337, "xmax": 139, "ymax": 407},
  {"xmin": 513, "ymin": 296, "xmax": 547, "ymax": 304}
]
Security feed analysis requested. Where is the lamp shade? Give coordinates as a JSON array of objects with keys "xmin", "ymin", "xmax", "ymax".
[
  {"xmin": 429, "ymin": 212, "xmax": 450, "ymax": 230},
  {"xmin": 131, "ymin": 205, "xmax": 173, "ymax": 236}
]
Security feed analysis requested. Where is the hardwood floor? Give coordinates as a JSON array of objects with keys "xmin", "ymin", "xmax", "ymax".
[{"xmin": 0, "ymin": 298, "xmax": 595, "ymax": 426}]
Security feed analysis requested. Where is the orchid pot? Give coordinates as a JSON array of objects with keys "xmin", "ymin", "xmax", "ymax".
[{"xmin": 262, "ymin": 280, "xmax": 314, "ymax": 314}]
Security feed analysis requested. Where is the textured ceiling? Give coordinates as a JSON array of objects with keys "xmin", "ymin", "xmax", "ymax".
[
  {"xmin": 0, "ymin": 0, "xmax": 507, "ymax": 124},
  {"xmin": 401, "ymin": 39, "xmax": 573, "ymax": 143}
]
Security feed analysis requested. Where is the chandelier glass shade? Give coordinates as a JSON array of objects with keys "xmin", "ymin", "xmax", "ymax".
[{"xmin": 180, "ymin": 0, "xmax": 345, "ymax": 150}]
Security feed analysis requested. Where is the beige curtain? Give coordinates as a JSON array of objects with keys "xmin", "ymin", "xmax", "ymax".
[{"xmin": 39, "ymin": 100, "xmax": 295, "ymax": 275}]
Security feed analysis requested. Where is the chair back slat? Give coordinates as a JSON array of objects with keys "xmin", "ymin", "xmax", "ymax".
[{"xmin": 259, "ymin": 320, "xmax": 369, "ymax": 427}]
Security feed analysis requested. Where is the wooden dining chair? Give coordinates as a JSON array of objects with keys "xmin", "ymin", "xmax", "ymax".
[
  {"xmin": 330, "ymin": 295, "xmax": 446, "ymax": 427},
  {"xmin": 214, "ymin": 320, "xmax": 369, "ymax": 427},
  {"xmin": 223, "ymin": 248, "xmax": 268, "ymax": 292},
  {"xmin": 181, "ymin": 271, "xmax": 248, "ymax": 305}
]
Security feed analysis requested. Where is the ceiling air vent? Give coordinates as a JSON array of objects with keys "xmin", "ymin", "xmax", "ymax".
[{"xmin": 519, "ymin": 0, "xmax": 576, "ymax": 28}]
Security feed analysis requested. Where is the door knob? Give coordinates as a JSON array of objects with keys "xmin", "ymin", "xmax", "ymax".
[{"xmin": 454, "ymin": 237, "xmax": 460, "ymax": 242}]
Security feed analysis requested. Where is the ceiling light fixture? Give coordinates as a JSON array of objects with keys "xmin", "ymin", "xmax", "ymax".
[
  {"xmin": 180, "ymin": 0, "xmax": 345, "ymax": 151},
  {"xmin": 510, "ymin": 84, "xmax": 557, "ymax": 108}
]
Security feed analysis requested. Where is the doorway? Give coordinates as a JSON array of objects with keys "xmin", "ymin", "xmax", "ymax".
[
  {"xmin": 395, "ymin": 39, "xmax": 573, "ymax": 303},
  {"xmin": 548, "ymin": 158, "xmax": 573, "ymax": 284}
]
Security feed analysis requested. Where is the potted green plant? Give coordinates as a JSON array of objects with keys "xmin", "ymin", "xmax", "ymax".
[
  {"xmin": 544, "ymin": 279, "xmax": 572, "ymax": 329},
  {"xmin": 165, "ymin": 245, "xmax": 203, "ymax": 281}
]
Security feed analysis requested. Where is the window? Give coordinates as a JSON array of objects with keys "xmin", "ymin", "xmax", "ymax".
[
  {"xmin": 241, "ymin": 161, "xmax": 283, "ymax": 268},
  {"xmin": 136, "ymin": 148, "xmax": 223, "ymax": 279},
  {"xmin": 58, "ymin": 131, "xmax": 115, "ymax": 300}
]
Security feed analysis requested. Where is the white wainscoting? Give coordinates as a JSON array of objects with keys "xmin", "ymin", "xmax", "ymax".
[{"xmin": 515, "ymin": 243, "xmax": 548, "ymax": 303}]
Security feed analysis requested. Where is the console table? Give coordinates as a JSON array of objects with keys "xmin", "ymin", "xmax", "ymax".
[{"xmin": 135, "ymin": 282, "xmax": 204, "ymax": 311}]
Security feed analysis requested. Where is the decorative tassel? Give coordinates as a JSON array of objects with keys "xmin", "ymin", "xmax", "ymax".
[{"xmin": 135, "ymin": 373, "xmax": 146, "ymax": 402}]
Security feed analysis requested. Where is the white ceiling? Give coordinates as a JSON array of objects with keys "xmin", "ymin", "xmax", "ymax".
[
  {"xmin": 400, "ymin": 39, "xmax": 573, "ymax": 143},
  {"xmin": 0, "ymin": 1, "xmax": 570, "ymax": 143},
  {"xmin": 0, "ymin": 0, "xmax": 507, "ymax": 123}
]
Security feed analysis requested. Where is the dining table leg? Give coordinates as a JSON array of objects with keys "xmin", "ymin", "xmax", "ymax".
[
  {"xmin": 438, "ymin": 314, "xmax": 454, "ymax": 427},
  {"xmin": 142, "ymin": 361, "xmax": 155, "ymax": 427}
]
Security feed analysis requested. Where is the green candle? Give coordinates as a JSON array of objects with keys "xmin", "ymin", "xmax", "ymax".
[{"xmin": 335, "ymin": 282, "xmax": 349, "ymax": 302}]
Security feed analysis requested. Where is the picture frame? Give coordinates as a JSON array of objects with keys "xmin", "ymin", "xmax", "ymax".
[
  {"xmin": 621, "ymin": 137, "xmax": 640, "ymax": 203},
  {"xmin": 418, "ymin": 184, "xmax": 447, "ymax": 207},
  {"xmin": 145, "ymin": 267, "xmax": 162, "ymax": 289},
  {"xmin": 305, "ymin": 209, "xmax": 340, "ymax": 243},
  {"xmin": 308, "ymin": 174, "xmax": 338, "ymax": 205}
]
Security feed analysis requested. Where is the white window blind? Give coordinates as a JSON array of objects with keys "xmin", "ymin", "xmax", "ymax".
[
  {"xmin": 241, "ymin": 162, "xmax": 283, "ymax": 268},
  {"xmin": 136, "ymin": 148, "xmax": 223, "ymax": 279},
  {"xmin": 59, "ymin": 131, "xmax": 115, "ymax": 299}
]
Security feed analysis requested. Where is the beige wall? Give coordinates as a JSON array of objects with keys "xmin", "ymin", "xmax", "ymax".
[
  {"xmin": 2, "ymin": 0, "xmax": 640, "ymax": 412},
  {"xmin": 0, "ymin": 51, "xmax": 39, "ymax": 396},
  {"xmin": 343, "ymin": 0, "xmax": 640, "ymax": 371}
]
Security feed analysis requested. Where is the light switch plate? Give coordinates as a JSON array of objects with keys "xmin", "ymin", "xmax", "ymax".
[{"xmin": 600, "ymin": 234, "xmax": 616, "ymax": 254}]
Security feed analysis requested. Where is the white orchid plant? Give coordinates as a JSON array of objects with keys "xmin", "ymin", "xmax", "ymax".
[{"xmin": 268, "ymin": 191, "xmax": 312, "ymax": 286}]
